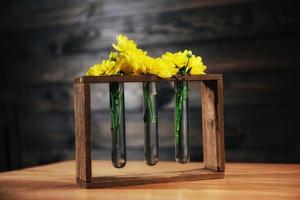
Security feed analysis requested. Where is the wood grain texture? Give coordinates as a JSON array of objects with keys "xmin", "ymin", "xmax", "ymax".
[
  {"xmin": 1, "ymin": 0, "xmax": 300, "ymax": 168},
  {"xmin": 0, "ymin": 0, "xmax": 254, "ymax": 29},
  {"xmin": 201, "ymin": 80, "xmax": 225, "ymax": 171},
  {"xmin": 217, "ymin": 79, "xmax": 225, "ymax": 171},
  {"xmin": 74, "ymin": 83, "xmax": 91, "ymax": 182},
  {"xmin": 79, "ymin": 168, "xmax": 223, "ymax": 189},
  {"xmin": 74, "ymin": 74, "xmax": 222, "ymax": 83},
  {"xmin": 0, "ymin": 161, "xmax": 300, "ymax": 200},
  {"xmin": 1, "ymin": 0, "xmax": 299, "ymax": 55}
]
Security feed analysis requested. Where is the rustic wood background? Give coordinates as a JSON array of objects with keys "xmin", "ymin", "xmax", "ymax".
[{"xmin": 0, "ymin": 0, "xmax": 299, "ymax": 170}]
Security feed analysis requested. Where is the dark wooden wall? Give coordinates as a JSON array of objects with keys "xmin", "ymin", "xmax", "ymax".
[{"xmin": 0, "ymin": 0, "xmax": 299, "ymax": 169}]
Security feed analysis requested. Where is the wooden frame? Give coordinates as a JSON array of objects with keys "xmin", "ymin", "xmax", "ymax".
[{"xmin": 74, "ymin": 74, "xmax": 225, "ymax": 188}]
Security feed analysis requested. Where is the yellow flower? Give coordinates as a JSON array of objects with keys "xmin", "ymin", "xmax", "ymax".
[
  {"xmin": 161, "ymin": 50, "xmax": 192, "ymax": 69},
  {"xmin": 86, "ymin": 34, "xmax": 207, "ymax": 77},
  {"xmin": 112, "ymin": 34, "xmax": 137, "ymax": 53},
  {"xmin": 114, "ymin": 54, "xmax": 131, "ymax": 74},
  {"xmin": 188, "ymin": 55, "xmax": 206, "ymax": 75},
  {"xmin": 112, "ymin": 34, "xmax": 151, "ymax": 75},
  {"xmin": 123, "ymin": 48, "xmax": 149, "ymax": 74},
  {"xmin": 86, "ymin": 64, "xmax": 102, "ymax": 76},
  {"xmin": 151, "ymin": 58, "xmax": 178, "ymax": 78},
  {"xmin": 86, "ymin": 59, "xmax": 118, "ymax": 76},
  {"xmin": 161, "ymin": 50, "xmax": 206, "ymax": 75},
  {"xmin": 190, "ymin": 64, "xmax": 207, "ymax": 75}
]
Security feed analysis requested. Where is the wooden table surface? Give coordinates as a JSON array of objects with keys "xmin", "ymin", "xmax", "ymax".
[{"xmin": 0, "ymin": 161, "xmax": 299, "ymax": 200}]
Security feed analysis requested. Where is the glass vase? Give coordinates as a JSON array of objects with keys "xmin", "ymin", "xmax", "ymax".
[
  {"xmin": 109, "ymin": 82, "xmax": 126, "ymax": 168},
  {"xmin": 174, "ymin": 81, "xmax": 190, "ymax": 163},
  {"xmin": 143, "ymin": 82, "xmax": 159, "ymax": 166}
]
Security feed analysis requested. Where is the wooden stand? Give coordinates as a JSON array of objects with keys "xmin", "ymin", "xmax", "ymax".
[{"xmin": 74, "ymin": 74, "xmax": 225, "ymax": 188}]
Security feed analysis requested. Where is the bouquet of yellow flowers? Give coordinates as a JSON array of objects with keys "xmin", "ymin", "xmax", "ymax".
[
  {"xmin": 86, "ymin": 34, "xmax": 206, "ymax": 77},
  {"xmin": 86, "ymin": 34, "xmax": 207, "ymax": 167}
]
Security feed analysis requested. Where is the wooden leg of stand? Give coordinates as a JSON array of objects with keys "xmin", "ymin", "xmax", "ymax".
[
  {"xmin": 74, "ymin": 83, "xmax": 92, "ymax": 183},
  {"xmin": 201, "ymin": 79, "xmax": 225, "ymax": 172}
]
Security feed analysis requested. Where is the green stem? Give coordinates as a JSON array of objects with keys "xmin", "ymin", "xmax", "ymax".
[
  {"xmin": 175, "ymin": 81, "xmax": 188, "ymax": 144},
  {"xmin": 143, "ymin": 82, "xmax": 157, "ymax": 124},
  {"xmin": 110, "ymin": 83, "xmax": 123, "ymax": 147}
]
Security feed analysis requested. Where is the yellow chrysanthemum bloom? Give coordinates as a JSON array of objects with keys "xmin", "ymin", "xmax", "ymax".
[
  {"xmin": 161, "ymin": 50, "xmax": 206, "ymax": 75},
  {"xmin": 112, "ymin": 34, "xmax": 151, "ymax": 75},
  {"xmin": 151, "ymin": 58, "xmax": 178, "ymax": 78},
  {"xmin": 123, "ymin": 48, "xmax": 149, "ymax": 75},
  {"xmin": 86, "ymin": 64, "xmax": 102, "ymax": 76},
  {"xmin": 162, "ymin": 50, "xmax": 192, "ymax": 69},
  {"xmin": 144, "ymin": 56, "xmax": 159, "ymax": 75},
  {"xmin": 86, "ymin": 59, "xmax": 118, "ymax": 76},
  {"xmin": 86, "ymin": 34, "xmax": 207, "ymax": 77},
  {"xmin": 188, "ymin": 55, "xmax": 207, "ymax": 75},
  {"xmin": 112, "ymin": 34, "xmax": 137, "ymax": 53},
  {"xmin": 114, "ymin": 54, "xmax": 131, "ymax": 74}
]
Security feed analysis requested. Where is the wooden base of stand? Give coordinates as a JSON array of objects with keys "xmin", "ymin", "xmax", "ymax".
[{"xmin": 76, "ymin": 161, "xmax": 224, "ymax": 188}]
